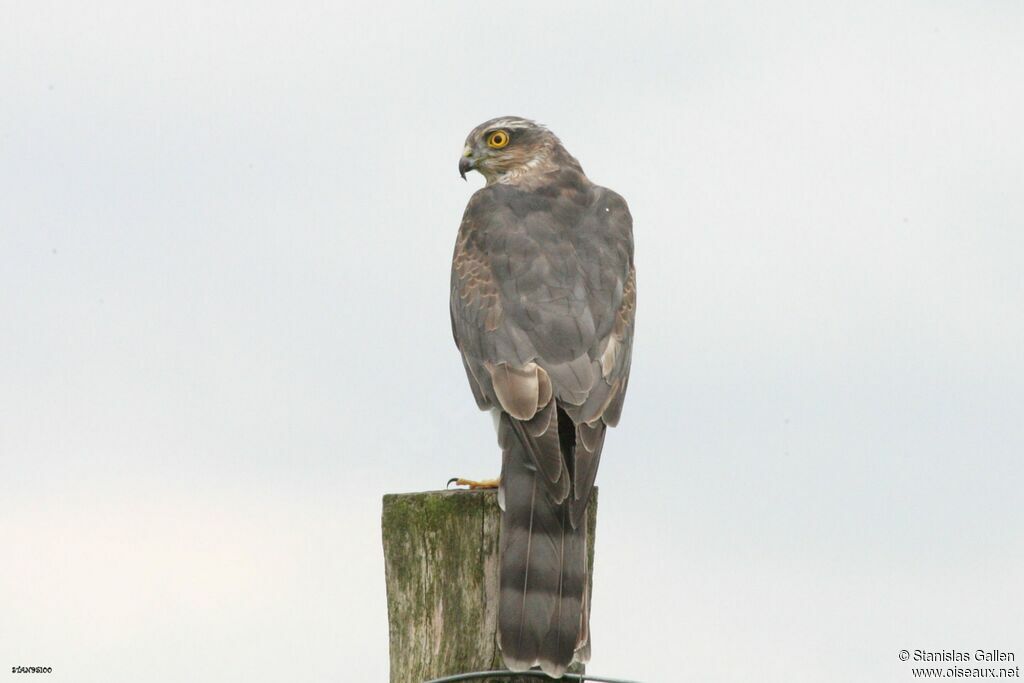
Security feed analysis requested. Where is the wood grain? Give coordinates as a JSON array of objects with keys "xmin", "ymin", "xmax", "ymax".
[{"xmin": 381, "ymin": 488, "xmax": 597, "ymax": 683}]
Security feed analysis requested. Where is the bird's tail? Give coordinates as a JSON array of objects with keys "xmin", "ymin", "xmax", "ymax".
[{"xmin": 496, "ymin": 412, "xmax": 589, "ymax": 678}]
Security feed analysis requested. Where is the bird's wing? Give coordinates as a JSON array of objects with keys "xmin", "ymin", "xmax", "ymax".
[
  {"xmin": 450, "ymin": 178, "xmax": 635, "ymax": 520},
  {"xmin": 450, "ymin": 175, "xmax": 634, "ymax": 676}
]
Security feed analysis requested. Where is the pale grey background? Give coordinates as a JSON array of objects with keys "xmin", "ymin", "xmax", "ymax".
[{"xmin": 2, "ymin": 2, "xmax": 1022, "ymax": 682}]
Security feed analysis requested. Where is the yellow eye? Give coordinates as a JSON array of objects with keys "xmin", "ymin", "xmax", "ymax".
[{"xmin": 487, "ymin": 130, "xmax": 510, "ymax": 149}]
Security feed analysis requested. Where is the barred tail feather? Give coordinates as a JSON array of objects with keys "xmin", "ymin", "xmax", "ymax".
[{"xmin": 497, "ymin": 413, "xmax": 588, "ymax": 678}]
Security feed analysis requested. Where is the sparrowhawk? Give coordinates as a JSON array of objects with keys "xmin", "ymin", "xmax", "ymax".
[{"xmin": 450, "ymin": 116, "xmax": 636, "ymax": 678}]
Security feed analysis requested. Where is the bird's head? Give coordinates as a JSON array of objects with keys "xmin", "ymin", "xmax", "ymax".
[{"xmin": 459, "ymin": 116, "xmax": 564, "ymax": 185}]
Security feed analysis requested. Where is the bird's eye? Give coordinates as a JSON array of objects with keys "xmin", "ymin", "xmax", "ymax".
[{"xmin": 487, "ymin": 130, "xmax": 510, "ymax": 149}]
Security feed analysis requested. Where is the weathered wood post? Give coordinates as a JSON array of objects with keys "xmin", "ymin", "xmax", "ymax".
[{"xmin": 381, "ymin": 488, "xmax": 598, "ymax": 683}]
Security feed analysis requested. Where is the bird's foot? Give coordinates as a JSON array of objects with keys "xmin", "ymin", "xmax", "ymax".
[{"xmin": 446, "ymin": 477, "xmax": 500, "ymax": 490}]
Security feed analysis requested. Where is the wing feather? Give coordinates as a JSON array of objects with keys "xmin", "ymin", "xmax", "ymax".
[{"xmin": 451, "ymin": 172, "xmax": 635, "ymax": 676}]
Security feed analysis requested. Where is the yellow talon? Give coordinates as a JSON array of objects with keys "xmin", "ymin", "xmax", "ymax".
[{"xmin": 447, "ymin": 477, "xmax": 500, "ymax": 490}]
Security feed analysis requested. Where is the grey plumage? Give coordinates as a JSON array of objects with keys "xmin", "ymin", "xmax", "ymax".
[
  {"xmin": 496, "ymin": 412, "xmax": 586, "ymax": 674},
  {"xmin": 450, "ymin": 116, "xmax": 635, "ymax": 678}
]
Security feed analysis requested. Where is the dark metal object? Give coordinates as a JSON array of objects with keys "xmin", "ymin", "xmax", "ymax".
[{"xmin": 423, "ymin": 670, "xmax": 644, "ymax": 683}]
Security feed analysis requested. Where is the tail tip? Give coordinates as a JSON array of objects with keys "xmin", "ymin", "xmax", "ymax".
[{"xmin": 500, "ymin": 652, "xmax": 572, "ymax": 679}]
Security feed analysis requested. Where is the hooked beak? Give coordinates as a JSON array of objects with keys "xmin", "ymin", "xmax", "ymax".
[{"xmin": 459, "ymin": 147, "xmax": 474, "ymax": 180}]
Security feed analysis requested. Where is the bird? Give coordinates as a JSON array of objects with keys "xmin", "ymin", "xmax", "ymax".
[{"xmin": 449, "ymin": 116, "xmax": 636, "ymax": 678}]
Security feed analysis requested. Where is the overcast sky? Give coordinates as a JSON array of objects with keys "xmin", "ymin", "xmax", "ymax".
[{"xmin": 2, "ymin": 2, "xmax": 1022, "ymax": 682}]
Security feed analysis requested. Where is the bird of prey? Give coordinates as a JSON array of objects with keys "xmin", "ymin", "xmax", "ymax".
[{"xmin": 450, "ymin": 116, "xmax": 636, "ymax": 677}]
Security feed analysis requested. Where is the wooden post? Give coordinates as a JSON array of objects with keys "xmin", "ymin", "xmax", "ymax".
[{"xmin": 381, "ymin": 488, "xmax": 597, "ymax": 683}]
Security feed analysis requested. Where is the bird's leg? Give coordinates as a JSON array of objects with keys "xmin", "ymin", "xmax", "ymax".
[{"xmin": 447, "ymin": 477, "xmax": 500, "ymax": 490}]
